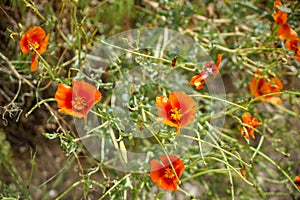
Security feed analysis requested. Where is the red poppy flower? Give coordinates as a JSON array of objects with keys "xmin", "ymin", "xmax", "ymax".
[
  {"xmin": 55, "ymin": 80, "xmax": 102, "ymax": 122},
  {"xmin": 295, "ymin": 176, "xmax": 300, "ymax": 189},
  {"xmin": 150, "ymin": 154, "xmax": 184, "ymax": 191},
  {"xmin": 277, "ymin": 24, "xmax": 298, "ymax": 41},
  {"xmin": 156, "ymin": 91, "xmax": 197, "ymax": 133},
  {"xmin": 240, "ymin": 112, "xmax": 263, "ymax": 142},
  {"xmin": 249, "ymin": 71, "xmax": 283, "ymax": 105},
  {"xmin": 273, "ymin": 0, "xmax": 288, "ymax": 25},
  {"xmin": 19, "ymin": 26, "xmax": 50, "ymax": 71}
]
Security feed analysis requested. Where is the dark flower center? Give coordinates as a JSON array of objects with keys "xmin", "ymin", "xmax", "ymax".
[{"xmin": 72, "ymin": 97, "xmax": 88, "ymax": 112}]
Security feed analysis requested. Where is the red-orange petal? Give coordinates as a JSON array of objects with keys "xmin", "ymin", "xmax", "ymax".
[
  {"xmin": 294, "ymin": 50, "xmax": 300, "ymax": 62},
  {"xmin": 273, "ymin": 0, "xmax": 283, "ymax": 7},
  {"xmin": 285, "ymin": 38, "xmax": 299, "ymax": 51},
  {"xmin": 273, "ymin": 10, "xmax": 288, "ymax": 25},
  {"xmin": 30, "ymin": 54, "xmax": 38, "ymax": 71},
  {"xmin": 72, "ymin": 80, "xmax": 102, "ymax": 106},
  {"xmin": 150, "ymin": 159, "xmax": 165, "ymax": 182},
  {"xmin": 190, "ymin": 73, "xmax": 209, "ymax": 90},
  {"xmin": 38, "ymin": 33, "xmax": 50, "ymax": 54},
  {"xmin": 55, "ymin": 83, "xmax": 76, "ymax": 116},
  {"xmin": 150, "ymin": 155, "xmax": 184, "ymax": 191},
  {"xmin": 215, "ymin": 54, "xmax": 223, "ymax": 69},
  {"xmin": 277, "ymin": 24, "xmax": 298, "ymax": 40},
  {"xmin": 170, "ymin": 91, "xmax": 197, "ymax": 128},
  {"xmin": 249, "ymin": 71, "xmax": 264, "ymax": 99},
  {"xmin": 19, "ymin": 33, "xmax": 30, "ymax": 54},
  {"xmin": 295, "ymin": 176, "xmax": 300, "ymax": 189}
]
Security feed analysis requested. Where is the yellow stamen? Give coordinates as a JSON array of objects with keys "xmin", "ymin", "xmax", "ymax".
[
  {"xmin": 170, "ymin": 107, "xmax": 182, "ymax": 121},
  {"xmin": 164, "ymin": 167, "xmax": 175, "ymax": 179},
  {"xmin": 72, "ymin": 97, "xmax": 87, "ymax": 111},
  {"xmin": 29, "ymin": 41, "xmax": 40, "ymax": 50}
]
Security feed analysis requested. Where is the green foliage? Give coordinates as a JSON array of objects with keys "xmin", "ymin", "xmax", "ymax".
[{"xmin": 0, "ymin": 0, "xmax": 300, "ymax": 199}]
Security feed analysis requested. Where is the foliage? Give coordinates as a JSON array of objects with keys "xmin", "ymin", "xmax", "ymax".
[{"xmin": 0, "ymin": 0, "xmax": 300, "ymax": 199}]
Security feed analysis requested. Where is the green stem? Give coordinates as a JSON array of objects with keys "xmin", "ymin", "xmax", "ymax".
[
  {"xmin": 97, "ymin": 38, "xmax": 171, "ymax": 64},
  {"xmin": 250, "ymin": 135, "xmax": 264, "ymax": 161},
  {"xmin": 206, "ymin": 156, "xmax": 255, "ymax": 186},
  {"xmin": 22, "ymin": 0, "xmax": 47, "ymax": 22},
  {"xmin": 145, "ymin": 124, "xmax": 181, "ymax": 183},
  {"xmin": 98, "ymin": 174, "xmax": 131, "ymax": 200},
  {"xmin": 190, "ymin": 94, "xmax": 248, "ymax": 111},
  {"xmin": 179, "ymin": 134, "xmax": 250, "ymax": 167},
  {"xmin": 181, "ymin": 168, "xmax": 231, "ymax": 182},
  {"xmin": 26, "ymin": 98, "xmax": 56, "ymax": 117},
  {"xmin": 220, "ymin": 132, "xmax": 300, "ymax": 192}
]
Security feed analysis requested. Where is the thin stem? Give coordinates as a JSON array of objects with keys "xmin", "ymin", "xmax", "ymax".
[
  {"xmin": 97, "ymin": 38, "xmax": 171, "ymax": 64},
  {"xmin": 250, "ymin": 135, "xmax": 264, "ymax": 162},
  {"xmin": 98, "ymin": 174, "xmax": 131, "ymax": 200},
  {"xmin": 181, "ymin": 168, "xmax": 231, "ymax": 182},
  {"xmin": 179, "ymin": 134, "xmax": 250, "ymax": 167},
  {"xmin": 25, "ymin": 98, "xmax": 56, "ymax": 117},
  {"xmin": 145, "ymin": 124, "xmax": 181, "ymax": 183},
  {"xmin": 220, "ymin": 132, "xmax": 300, "ymax": 192},
  {"xmin": 206, "ymin": 156, "xmax": 255, "ymax": 186},
  {"xmin": 190, "ymin": 94, "xmax": 248, "ymax": 111}
]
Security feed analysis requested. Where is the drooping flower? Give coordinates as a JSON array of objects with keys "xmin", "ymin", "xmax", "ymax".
[
  {"xmin": 273, "ymin": 0, "xmax": 288, "ymax": 25},
  {"xmin": 207, "ymin": 53, "xmax": 223, "ymax": 77},
  {"xmin": 150, "ymin": 154, "xmax": 184, "ymax": 191},
  {"xmin": 156, "ymin": 91, "xmax": 197, "ymax": 133},
  {"xmin": 240, "ymin": 112, "xmax": 263, "ymax": 143},
  {"xmin": 19, "ymin": 26, "xmax": 50, "ymax": 71},
  {"xmin": 190, "ymin": 54, "xmax": 222, "ymax": 90},
  {"xmin": 189, "ymin": 72, "xmax": 209, "ymax": 90},
  {"xmin": 249, "ymin": 71, "xmax": 283, "ymax": 105},
  {"xmin": 55, "ymin": 80, "xmax": 102, "ymax": 122},
  {"xmin": 295, "ymin": 176, "xmax": 300, "ymax": 189}
]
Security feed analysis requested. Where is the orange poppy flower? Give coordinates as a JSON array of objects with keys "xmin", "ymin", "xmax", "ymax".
[
  {"xmin": 240, "ymin": 112, "xmax": 263, "ymax": 142},
  {"xmin": 295, "ymin": 176, "xmax": 300, "ymax": 189},
  {"xmin": 277, "ymin": 24, "xmax": 298, "ymax": 41},
  {"xmin": 190, "ymin": 54, "xmax": 223, "ymax": 90},
  {"xmin": 150, "ymin": 154, "xmax": 184, "ymax": 191},
  {"xmin": 55, "ymin": 80, "xmax": 102, "ymax": 122},
  {"xmin": 156, "ymin": 91, "xmax": 197, "ymax": 133},
  {"xmin": 19, "ymin": 26, "xmax": 50, "ymax": 71},
  {"xmin": 249, "ymin": 71, "xmax": 283, "ymax": 105},
  {"xmin": 273, "ymin": 0, "xmax": 288, "ymax": 25}
]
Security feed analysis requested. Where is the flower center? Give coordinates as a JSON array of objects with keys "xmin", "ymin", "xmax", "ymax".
[
  {"xmin": 164, "ymin": 167, "xmax": 175, "ymax": 179},
  {"xmin": 170, "ymin": 108, "xmax": 182, "ymax": 121},
  {"xmin": 29, "ymin": 41, "xmax": 40, "ymax": 50},
  {"xmin": 72, "ymin": 97, "xmax": 88, "ymax": 112}
]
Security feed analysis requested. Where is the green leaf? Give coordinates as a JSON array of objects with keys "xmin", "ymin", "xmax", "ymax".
[
  {"xmin": 155, "ymin": 192, "xmax": 165, "ymax": 200},
  {"xmin": 276, "ymin": 6, "xmax": 292, "ymax": 13}
]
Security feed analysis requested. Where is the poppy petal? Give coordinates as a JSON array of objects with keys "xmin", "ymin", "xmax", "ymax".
[
  {"xmin": 38, "ymin": 33, "xmax": 50, "ymax": 54},
  {"xmin": 30, "ymin": 54, "xmax": 39, "ymax": 71},
  {"xmin": 150, "ymin": 159, "xmax": 165, "ymax": 182},
  {"xmin": 277, "ymin": 24, "xmax": 298, "ymax": 40}
]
